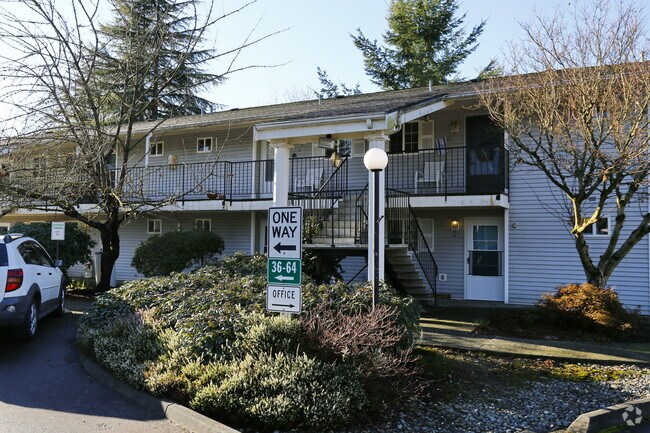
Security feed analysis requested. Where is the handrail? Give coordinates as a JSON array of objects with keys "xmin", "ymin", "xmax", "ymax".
[
  {"xmin": 313, "ymin": 156, "xmax": 348, "ymax": 199},
  {"xmin": 386, "ymin": 188, "xmax": 438, "ymax": 305},
  {"xmin": 407, "ymin": 202, "xmax": 438, "ymax": 305}
]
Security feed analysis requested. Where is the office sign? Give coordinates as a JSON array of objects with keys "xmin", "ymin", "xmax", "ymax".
[
  {"xmin": 51, "ymin": 222, "xmax": 65, "ymax": 241},
  {"xmin": 266, "ymin": 285, "xmax": 302, "ymax": 314}
]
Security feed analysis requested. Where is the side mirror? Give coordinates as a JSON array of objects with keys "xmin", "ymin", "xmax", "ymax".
[{"xmin": 54, "ymin": 259, "xmax": 64, "ymax": 268}]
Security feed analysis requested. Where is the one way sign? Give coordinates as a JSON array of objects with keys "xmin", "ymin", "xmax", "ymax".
[{"xmin": 268, "ymin": 207, "xmax": 302, "ymax": 260}]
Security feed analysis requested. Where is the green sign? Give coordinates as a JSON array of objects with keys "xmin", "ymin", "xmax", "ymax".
[{"xmin": 267, "ymin": 258, "xmax": 302, "ymax": 285}]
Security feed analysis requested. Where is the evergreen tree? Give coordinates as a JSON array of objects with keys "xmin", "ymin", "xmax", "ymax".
[
  {"xmin": 353, "ymin": 0, "xmax": 486, "ymax": 90},
  {"xmin": 316, "ymin": 67, "xmax": 362, "ymax": 98},
  {"xmin": 100, "ymin": 0, "xmax": 220, "ymax": 120}
]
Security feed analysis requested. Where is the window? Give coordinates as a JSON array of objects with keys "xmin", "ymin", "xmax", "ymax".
[
  {"xmin": 195, "ymin": 219, "xmax": 211, "ymax": 231},
  {"xmin": 389, "ymin": 122, "xmax": 419, "ymax": 153},
  {"xmin": 18, "ymin": 241, "xmax": 53, "ymax": 266},
  {"xmin": 147, "ymin": 219, "xmax": 162, "ymax": 234},
  {"xmin": 149, "ymin": 141, "xmax": 164, "ymax": 156},
  {"xmin": 585, "ymin": 217, "xmax": 610, "ymax": 236},
  {"xmin": 197, "ymin": 137, "xmax": 213, "ymax": 153}
]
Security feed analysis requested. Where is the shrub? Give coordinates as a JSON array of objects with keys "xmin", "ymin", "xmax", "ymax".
[
  {"xmin": 11, "ymin": 222, "xmax": 95, "ymax": 272},
  {"xmin": 538, "ymin": 283, "xmax": 633, "ymax": 335},
  {"xmin": 78, "ymin": 253, "xmax": 422, "ymax": 431},
  {"xmin": 131, "ymin": 229, "xmax": 224, "ymax": 277},
  {"xmin": 190, "ymin": 353, "xmax": 368, "ymax": 430}
]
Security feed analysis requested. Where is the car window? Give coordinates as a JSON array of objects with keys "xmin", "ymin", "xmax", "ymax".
[
  {"xmin": 17, "ymin": 241, "xmax": 50, "ymax": 266},
  {"xmin": 33, "ymin": 243, "xmax": 54, "ymax": 267},
  {"xmin": 0, "ymin": 244, "xmax": 7, "ymax": 267}
]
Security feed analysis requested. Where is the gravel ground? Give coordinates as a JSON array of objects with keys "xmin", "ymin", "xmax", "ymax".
[{"xmin": 338, "ymin": 364, "xmax": 650, "ymax": 433}]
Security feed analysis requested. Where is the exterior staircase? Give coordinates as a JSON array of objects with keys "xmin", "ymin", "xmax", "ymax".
[
  {"xmin": 385, "ymin": 246, "xmax": 435, "ymax": 304},
  {"xmin": 299, "ymin": 186, "xmax": 437, "ymax": 305}
]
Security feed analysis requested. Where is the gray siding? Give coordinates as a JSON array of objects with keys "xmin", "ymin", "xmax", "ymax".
[
  {"xmin": 68, "ymin": 211, "xmax": 253, "ymax": 282},
  {"xmin": 508, "ymin": 164, "xmax": 650, "ymax": 312}
]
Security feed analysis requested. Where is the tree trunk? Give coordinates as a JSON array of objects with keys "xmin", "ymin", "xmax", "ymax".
[{"xmin": 96, "ymin": 211, "xmax": 121, "ymax": 292}]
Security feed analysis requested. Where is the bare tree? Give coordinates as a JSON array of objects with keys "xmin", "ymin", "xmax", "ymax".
[
  {"xmin": 0, "ymin": 0, "xmax": 277, "ymax": 291},
  {"xmin": 480, "ymin": 0, "xmax": 650, "ymax": 288}
]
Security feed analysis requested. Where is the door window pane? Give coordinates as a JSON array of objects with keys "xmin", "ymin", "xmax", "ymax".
[{"xmin": 472, "ymin": 225, "xmax": 498, "ymax": 250}]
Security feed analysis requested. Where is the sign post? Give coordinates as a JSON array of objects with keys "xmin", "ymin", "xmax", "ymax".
[
  {"xmin": 267, "ymin": 207, "xmax": 303, "ymax": 314},
  {"xmin": 51, "ymin": 222, "xmax": 65, "ymax": 261}
]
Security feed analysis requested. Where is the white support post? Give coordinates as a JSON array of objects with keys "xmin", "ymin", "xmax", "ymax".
[
  {"xmin": 145, "ymin": 133, "xmax": 151, "ymax": 167},
  {"xmin": 365, "ymin": 133, "xmax": 389, "ymax": 282},
  {"xmin": 270, "ymin": 140, "xmax": 292, "ymax": 207}
]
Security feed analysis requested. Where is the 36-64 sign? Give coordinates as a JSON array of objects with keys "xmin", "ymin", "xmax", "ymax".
[{"xmin": 268, "ymin": 258, "xmax": 301, "ymax": 285}]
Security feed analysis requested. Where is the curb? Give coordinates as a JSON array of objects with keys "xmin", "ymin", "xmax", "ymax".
[
  {"xmin": 566, "ymin": 397, "xmax": 650, "ymax": 432},
  {"xmin": 78, "ymin": 352, "xmax": 240, "ymax": 433}
]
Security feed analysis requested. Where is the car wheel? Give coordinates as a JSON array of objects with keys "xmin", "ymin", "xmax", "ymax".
[
  {"xmin": 14, "ymin": 299, "xmax": 38, "ymax": 341},
  {"xmin": 54, "ymin": 285, "xmax": 65, "ymax": 317}
]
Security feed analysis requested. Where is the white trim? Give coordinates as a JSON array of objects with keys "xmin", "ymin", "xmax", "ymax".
[
  {"xmin": 196, "ymin": 137, "xmax": 213, "ymax": 153},
  {"xmin": 250, "ymin": 212, "xmax": 256, "ymax": 254},
  {"xmin": 147, "ymin": 219, "xmax": 162, "ymax": 234},
  {"xmin": 195, "ymin": 218, "xmax": 211, "ymax": 231},
  {"xmin": 397, "ymin": 100, "xmax": 454, "ymax": 124}
]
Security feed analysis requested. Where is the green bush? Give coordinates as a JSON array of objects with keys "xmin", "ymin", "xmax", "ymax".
[
  {"xmin": 11, "ymin": 222, "xmax": 95, "ymax": 272},
  {"xmin": 131, "ymin": 229, "xmax": 224, "ymax": 277},
  {"xmin": 190, "ymin": 353, "xmax": 368, "ymax": 430},
  {"xmin": 78, "ymin": 253, "xmax": 421, "ymax": 431}
]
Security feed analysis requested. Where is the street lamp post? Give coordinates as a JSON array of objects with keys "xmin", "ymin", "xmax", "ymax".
[{"xmin": 363, "ymin": 147, "xmax": 388, "ymax": 308}]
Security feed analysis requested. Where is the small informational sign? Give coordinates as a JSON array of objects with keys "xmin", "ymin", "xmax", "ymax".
[
  {"xmin": 51, "ymin": 222, "xmax": 65, "ymax": 241},
  {"xmin": 266, "ymin": 285, "xmax": 302, "ymax": 314},
  {"xmin": 267, "ymin": 258, "xmax": 302, "ymax": 285}
]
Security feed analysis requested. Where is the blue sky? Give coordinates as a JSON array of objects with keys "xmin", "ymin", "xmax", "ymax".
[{"xmin": 209, "ymin": 0, "xmax": 582, "ymax": 109}]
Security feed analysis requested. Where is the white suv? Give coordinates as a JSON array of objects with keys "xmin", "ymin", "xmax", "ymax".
[{"xmin": 0, "ymin": 234, "xmax": 65, "ymax": 340}]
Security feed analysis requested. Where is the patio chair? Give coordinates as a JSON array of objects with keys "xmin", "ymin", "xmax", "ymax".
[
  {"xmin": 415, "ymin": 161, "xmax": 445, "ymax": 194},
  {"xmin": 293, "ymin": 168, "xmax": 324, "ymax": 192}
]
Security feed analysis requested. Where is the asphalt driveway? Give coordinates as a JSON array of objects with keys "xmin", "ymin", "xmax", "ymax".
[{"xmin": 0, "ymin": 302, "xmax": 187, "ymax": 433}]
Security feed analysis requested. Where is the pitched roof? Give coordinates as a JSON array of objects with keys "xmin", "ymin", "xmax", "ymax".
[{"xmin": 132, "ymin": 80, "xmax": 480, "ymax": 134}]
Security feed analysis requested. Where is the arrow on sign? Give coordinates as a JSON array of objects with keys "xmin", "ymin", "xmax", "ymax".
[
  {"xmin": 274, "ymin": 242, "xmax": 297, "ymax": 254},
  {"xmin": 272, "ymin": 303, "xmax": 295, "ymax": 308},
  {"xmin": 275, "ymin": 275, "xmax": 295, "ymax": 282}
]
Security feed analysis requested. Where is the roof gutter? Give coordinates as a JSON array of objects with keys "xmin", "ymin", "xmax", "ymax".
[{"xmin": 254, "ymin": 112, "xmax": 388, "ymax": 141}]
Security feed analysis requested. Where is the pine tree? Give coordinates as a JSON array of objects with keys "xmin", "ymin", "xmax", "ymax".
[
  {"xmin": 353, "ymin": 0, "xmax": 486, "ymax": 90},
  {"xmin": 100, "ymin": 0, "xmax": 220, "ymax": 120}
]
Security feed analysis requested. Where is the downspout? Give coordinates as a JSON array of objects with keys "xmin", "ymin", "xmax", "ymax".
[{"xmin": 145, "ymin": 133, "xmax": 151, "ymax": 167}]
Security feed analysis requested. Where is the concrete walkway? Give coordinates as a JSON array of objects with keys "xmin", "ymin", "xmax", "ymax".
[{"xmin": 418, "ymin": 307, "xmax": 650, "ymax": 365}]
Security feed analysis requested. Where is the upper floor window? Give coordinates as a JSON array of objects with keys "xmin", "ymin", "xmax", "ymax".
[
  {"xmin": 389, "ymin": 122, "xmax": 419, "ymax": 153},
  {"xmin": 585, "ymin": 217, "xmax": 610, "ymax": 236},
  {"xmin": 149, "ymin": 141, "xmax": 164, "ymax": 157},
  {"xmin": 197, "ymin": 137, "xmax": 213, "ymax": 153}
]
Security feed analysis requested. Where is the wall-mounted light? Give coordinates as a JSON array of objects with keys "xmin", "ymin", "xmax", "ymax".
[
  {"xmin": 450, "ymin": 121, "xmax": 459, "ymax": 134},
  {"xmin": 329, "ymin": 151, "xmax": 342, "ymax": 168},
  {"xmin": 450, "ymin": 219, "xmax": 460, "ymax": 231}
]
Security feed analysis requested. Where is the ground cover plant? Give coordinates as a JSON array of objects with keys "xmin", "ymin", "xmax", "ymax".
[
  {"xmin": 477, "ymin": 283, "xmax": 650, "ymax": 342},
  {"xmin": 77, "ymin": 253, "xmax": 421, "ymax": 431}
]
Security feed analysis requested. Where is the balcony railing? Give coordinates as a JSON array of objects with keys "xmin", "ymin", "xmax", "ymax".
[{"xmin": 386, "ymin": 145, "xmax": 509, "ymax": 196}]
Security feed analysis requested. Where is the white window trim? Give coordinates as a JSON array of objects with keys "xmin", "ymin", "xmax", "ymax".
[
  {"xmin": 147, "ymin": 219, "xmax": 162, "ymax": 234},
  {"xmin": 197, "ymin": 137, "xmax": 213, "ymax": 153},
  {"xmin": 149, "ymin": 141, "xmax": 164, "ymax": 157},
  {"xmin": 584, "ymin": 216, "xmax": 611, "ymax": 237},
  {"xmin": 195, "ymin": 218, "xmax": 211, "ymax": 231}
]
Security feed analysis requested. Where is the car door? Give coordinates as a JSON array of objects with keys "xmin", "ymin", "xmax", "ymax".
[{"xmin": 17, "ymin": 241, "xmax": 59, "ymax": 304}]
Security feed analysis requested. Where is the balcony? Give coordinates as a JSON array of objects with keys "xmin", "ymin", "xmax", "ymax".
[
  {"xmin": 12, "ymin": 145, "xmax": 508, "ymax": 206},
  {"xmin": 385, "ymin": 145, "xmax": 509, "ymax": 196}
]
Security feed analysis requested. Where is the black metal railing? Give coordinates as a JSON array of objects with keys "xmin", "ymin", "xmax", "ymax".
[
  {"xmin": 289, "ymin": 155, "xmax": 348, "ymax": 197},
  {"xmin": 386, "ymin": 145, "xmax": 509, "ymax": 196},
  {"xmin": 112, "ymin": 159, "xmax": 275, "ymax": 201},
  {"xmin": 386, "ymin": 189, "xmax": 438, "ymax": 303},
  {"xmin": 468, "ymin": 250, "xmax": 503, "ymax": 276}
]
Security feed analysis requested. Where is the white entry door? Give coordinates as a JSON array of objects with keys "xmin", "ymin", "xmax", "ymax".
[{"xmin": 465, "ymin": 217, "xmax": 505, "ymax": 301}]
